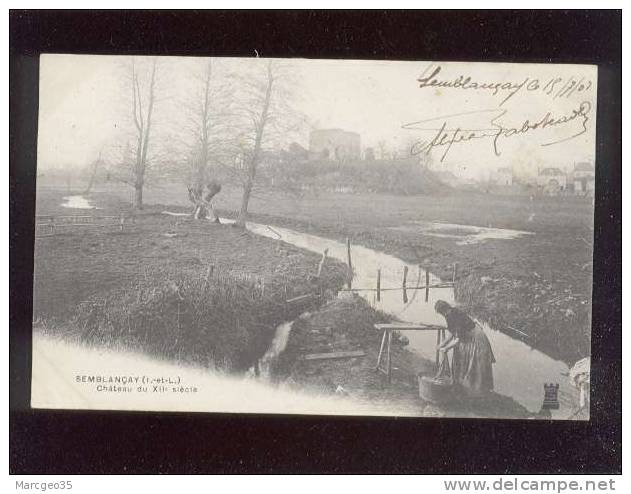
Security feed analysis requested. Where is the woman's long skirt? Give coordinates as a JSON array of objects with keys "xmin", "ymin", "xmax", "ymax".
[{"xmin": 452, "ymin": 325, "xmax": 496, "ymax": 394}]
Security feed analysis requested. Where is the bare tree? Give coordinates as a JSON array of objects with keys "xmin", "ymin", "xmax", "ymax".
[
  {"xmin": 236, "ymin": 61, "xmax": 274, "ymax": 226},
  {"xmin": 195, "ymin": 59, "xmax": 213, "ymax": 189},
  {"xmin": 227, "ymin": 60, "xmax": 302, "ymax": 227},
  {"xmin": 83, "ymin": 149, "xmax": 104, "ymax": 194},
  {"xmin": 181, "ymin": 59, "xmax": 233, "ymax": 220},
  {"xmin": 377, "ymin": 140, "xmax": 390, "ymax": 160},
  {"xmin": 129, "ymin": 58, "xmax": 158, "ymax": 209}
]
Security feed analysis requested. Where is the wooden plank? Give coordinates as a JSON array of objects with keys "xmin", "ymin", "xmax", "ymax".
[
  {"xmin": 374, "ymin": 323, "xmax": 447, "ymax": 331},
  {"xmin": 286, "ymin": 293, "xmax": 313, "ymax": 304},
  {"xmin": 303, "ymin": 350, "xmax": 366, "ymax": 361},
  {"xmin": 337, "ymin": 284, "xmax": 453, "ymax": 292}
]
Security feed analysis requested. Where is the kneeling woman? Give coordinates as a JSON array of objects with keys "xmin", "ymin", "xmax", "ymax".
[{"xmin": 434, "ymin": 300, "xmax": 496, "ymax": 396}]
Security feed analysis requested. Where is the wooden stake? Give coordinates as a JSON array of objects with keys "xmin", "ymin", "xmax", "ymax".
[
  {"xmin": 346, "ymin": 237, "xmax": 353, "ymax": 289},
  {"xmin": 376, "ymin": 268, "xmax": 381, "ymax": 302},
  {"xmin": 452, "ymin": 262, "xmax": 457, "ymax": 285},
  {"xmin": 425, "ymin": 269, "xmax": 430, "ymax": 302},
  {"xmin": 316, "ymin": 248, "xmax": 329, "ymax": 278},
  {"xmin": 204, "ymin": 265, "xmax": 214, "ymax": 290},
  {"xmin": 435, "ymin": 329, "xmax": 442, "ymax": 371},
  {"xmin": 376, "ymin": 329, "xmax": 387, "ymax": 370},
  {"xmin": 402, "ymin": 266, "xmax": 408, "ymax": 303},
  {"xmin": 387, "ymin": 329, "xmax": 393, "ymax": 384}
]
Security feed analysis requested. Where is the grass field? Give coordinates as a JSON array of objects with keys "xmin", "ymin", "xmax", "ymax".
[
  {"xmin": 33, "ymin": 187, "xmax": 347, "ymax": 370},
  {"xmin": 36, "ymin": 179, "xmax": 594, "ymax": 364},
  {"xmin": 86, "ymin": 180, "xmax": 593, "ymax": 363}
]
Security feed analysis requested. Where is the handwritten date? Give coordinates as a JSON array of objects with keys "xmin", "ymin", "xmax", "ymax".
[{"xmin": 417, "ymin": 66, "xmax": 593, "ymax": 106}]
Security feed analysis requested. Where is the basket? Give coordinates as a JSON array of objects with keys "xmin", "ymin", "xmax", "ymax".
[{"xmin": 418, "ymin": 353, "xmax": 454, "ymax": 403}]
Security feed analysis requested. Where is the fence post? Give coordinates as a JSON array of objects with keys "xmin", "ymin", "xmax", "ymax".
[
  {"xmin": 452, "ymin": 262, "xmax": 458, "ymax": 285},
  {"xmin": 346, "ymin": 237, "xmax": 353, "ymax": 289},
  {"xmin": 435, "ymin": 330, "xmax": 442, "ymax": 371},
  {"xmin": 425, "ymin": 269, "xmax": 430, "ymax": 302},
  {"xmin": 376, "ymin": 268, "xmax": 381, "ymax": 302},
  {"xmin": 402, "ymin": 266, "xmax": 408, "ymax": 303},
  {"xmin": 203, "ymin": 265, "xmax": 214, "ymax": 290}
]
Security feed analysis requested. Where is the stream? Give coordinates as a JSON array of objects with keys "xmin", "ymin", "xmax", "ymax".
[{"xmin": 236, "ymin": 220, "xmax": 578, "ymax": 418}]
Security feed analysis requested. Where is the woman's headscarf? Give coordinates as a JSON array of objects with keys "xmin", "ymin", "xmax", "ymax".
[{"xmin": 434, "ymin": 300, "xmax": 452, "ymax": 315}]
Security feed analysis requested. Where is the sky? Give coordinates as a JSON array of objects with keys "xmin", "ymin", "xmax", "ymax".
[{"xmin": 38, "ymin": 55, "xmax": 597, "ymax": 180}]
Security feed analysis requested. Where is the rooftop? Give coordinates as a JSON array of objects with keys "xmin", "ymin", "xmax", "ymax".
[
  {"xmin": 574, "ymin": 162, "xmax": 594, "ymax": 172},
  {"xmin": 539, "ymin": 167, "xmax": 565, "ymax": 176}
]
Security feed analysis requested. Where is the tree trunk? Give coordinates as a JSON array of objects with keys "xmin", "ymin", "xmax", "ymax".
[
  {"xmin": 84, "ymin": 152, "xmax": 102, "ymax": 194},
  {"xmin": 236, "ymin": 62, "xmax": 273, "ymax": 227},
  {"xmin": 237, "ymin": 176, "xmax": 253, "ymax": 225},
  {"xmin": 134, "ymin": 183, "xmax": 143, "ymax": 210},
  {"xmin": 195, "ymin": 60, "xmax": 212, "ymax": 191},
  {"xmin": 130, "ymin": 58, "xmax": 156, "ymax": 212},
  {"xmin": 84, "ymin": 169, "xmax": 96, "ymax": 194}
]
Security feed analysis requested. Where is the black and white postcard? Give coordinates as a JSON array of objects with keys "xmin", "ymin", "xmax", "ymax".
[{"xmin": 31, "ymin": 55, "xmax": 596, "ymax": 420}]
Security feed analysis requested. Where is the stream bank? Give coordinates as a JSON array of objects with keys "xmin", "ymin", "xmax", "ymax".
[
  {"xmin": 39, "ymin": 189, "xmax": 583, "ymax": 418},
  {"xmin": 272, "ymin": 295, "xmax": 534, "ymax": 419},
  {"xmin": 34, "ymin": 191, "xmax": 350, "ymax": 374},
  {"xmin": 226, "ymin": 208, "xmax": 592, "ymax": 366},
  {"xmin": 232, "ymin": 215, "xmax": 581, "ymax": 419}
]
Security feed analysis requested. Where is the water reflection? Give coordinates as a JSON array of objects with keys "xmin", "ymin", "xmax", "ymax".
[{"xmin": 61, "ymin": 195, "xmax": 99, "ymax": 209}]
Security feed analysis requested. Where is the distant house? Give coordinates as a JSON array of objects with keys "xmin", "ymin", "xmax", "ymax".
[
  {"xmin": 289, "ymin": 142, "xmax": 309, "ymax": 157},
  {"xmin": 571, "ymin": 162, "xmax": 595, "ymax": 195},
  {"xmin": 536, "ymin": 167, "xmax": 567, "ymax": 194},
  {"xmin": 433, "ymin": 170, "xmax": 459, "ymax": 187},
  {"xmin": 309, "ymin": 129, "xmax": 361, "ymax": 161},
  {"xmin": 490, "ymin": 167, "xmax": 513, "ymax": 186},
  {"xmin": 280, "ymin": 142, "xmax": 309, "ymax": 163},
  {"xmin": 433, "ymin": 170, "xmax": 477, "ymax": 189}
]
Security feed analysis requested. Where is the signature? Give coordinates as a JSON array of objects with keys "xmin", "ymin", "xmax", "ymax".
[{"xmin": 403, "ymin": 101, "xmax": 592, "ymax": 162}]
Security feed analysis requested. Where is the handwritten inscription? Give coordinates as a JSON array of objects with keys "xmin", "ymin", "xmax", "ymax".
[
  {"xmin": 417, "ymin": 66, "xmax": 594, "ymax": 106},
  {"xmin": 404, "ymin": 101, "xmax": 592, "ymax": 162}
]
